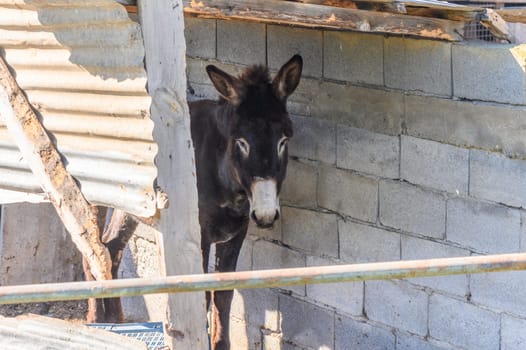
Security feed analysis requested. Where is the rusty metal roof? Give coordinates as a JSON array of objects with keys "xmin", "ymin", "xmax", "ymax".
[{"xmin": 0, "ymin": 0, "xmax": 158, "ymax": 217}]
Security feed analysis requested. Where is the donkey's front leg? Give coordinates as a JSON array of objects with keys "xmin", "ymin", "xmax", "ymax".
[
  {"xmin": 210, "ymin": 229, "xmax": 247, "ymax": 350},
  {"xmin": 101, "ymin": 209, "xmax": 138, "ymax": 323}
]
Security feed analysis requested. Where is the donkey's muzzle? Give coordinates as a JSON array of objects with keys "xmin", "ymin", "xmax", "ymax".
[
  {"xmin": 251, "ymin": 209, "xmax": 280, "ymax": 229},
  {"xmin": 249, "ymin": 178, "xmax": 281, "ymax": 229}
]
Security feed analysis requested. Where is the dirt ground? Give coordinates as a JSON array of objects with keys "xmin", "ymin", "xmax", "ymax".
[{"xmin": 0, "ymin": 300, "xmax": 88, "ymax": 323}]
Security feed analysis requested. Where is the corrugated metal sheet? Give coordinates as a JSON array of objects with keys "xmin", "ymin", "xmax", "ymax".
[
  {"xmin": 0, "ymin": 0, "xmax": 158, "ymax": 217},
  {"xmin": 0, "ymin": 314, "xmax": 148, "ymax": 350}
]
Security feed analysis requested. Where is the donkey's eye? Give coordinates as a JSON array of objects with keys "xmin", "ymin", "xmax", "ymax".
[
  {"xmin": 235, "ymin": 138, "xmax": 250, "ymax": 157},
  {"xmin": 278, "ymin": 137, "xmax": 289, "ymax": 156}
]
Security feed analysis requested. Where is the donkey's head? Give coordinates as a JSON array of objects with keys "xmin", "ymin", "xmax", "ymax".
[{"xmin": 207, "ymin": 55, "xmax": 302, "ymax": 228}]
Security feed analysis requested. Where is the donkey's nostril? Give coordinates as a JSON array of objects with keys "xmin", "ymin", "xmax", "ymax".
[
  {"xmin": 251, "ymin": 210, "xmax": 258, "ymax": 222},
  {"xmin": 274, "ymin": 210, "xmax": 280, "ymax": 221}
]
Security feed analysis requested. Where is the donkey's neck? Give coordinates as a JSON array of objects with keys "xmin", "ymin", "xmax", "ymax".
[{"xmin": 217, "ymin": 149, "xmax": 243, "ymax": 195}]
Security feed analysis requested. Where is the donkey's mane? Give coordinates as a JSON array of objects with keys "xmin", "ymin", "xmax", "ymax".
[{"xmin": 239, "ymin": 65, "xmax": 271, "ymax": 86}]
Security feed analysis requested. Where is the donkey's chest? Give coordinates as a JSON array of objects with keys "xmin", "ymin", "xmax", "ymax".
[
  {"xmin": 202, "ymin": 196, "xmax": 249, "ymax": 243},
  {"xmin": 207, "ymin": 209, "xmax": 249, "ymax": 243}
]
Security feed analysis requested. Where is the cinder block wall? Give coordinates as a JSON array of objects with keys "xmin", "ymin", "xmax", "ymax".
[{"xmin": 185, "ymin": 17, "xmax": 526, "ymax": 350}]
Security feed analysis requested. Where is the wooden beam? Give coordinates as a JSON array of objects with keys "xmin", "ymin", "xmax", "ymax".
[
  {"xmin": 124, "ymin": 5, "xmax": 138, "ymax": 13},
  {"xmin": 496, "ymin": 8, "xmax": 526, "ymax": 24},
  {"xmin": 0, "ymin": 56, "xmax": 112, "ymax": 282},
  {"xmin": 463, "ymin": 0, "xmax": 526, "ymax": 3},
  {"xmin": 481, "ymin": 8, "xmax": 514, "ymax": 42},
  {"xmin": 291, "ymin": 0, "xmax": 484, "ymax": 21},
  {"xmin": 184, "ymin": 0, "xmax": 465, "ymax": 41}
]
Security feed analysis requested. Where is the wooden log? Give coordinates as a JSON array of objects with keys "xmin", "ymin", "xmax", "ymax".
[
  {"xmin": 291, "ymin": 0, "xmax": 484, "ymax": 21},
  {"xmin": 138, "ymin": 0, "xmax": 208, "ymax": 349},
  {"xmin": 0, "ymin": 56, "xmax": 112, "ymax": 282},
  {"xmin": 496, "ymin": 8, "xmax": 526, "ymax": 24},
  {"xmin": 183, "ymin": 0, "xmax": 465, "ymax": 41},
  {"xmin": 481, "ymin": 8, "xmax": 514, "ymax": 42}
]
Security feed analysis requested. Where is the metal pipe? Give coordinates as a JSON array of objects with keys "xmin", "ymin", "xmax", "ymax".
[{"xmin": 1, "ymin": 252, "xmax": 526, "ymax": 304}]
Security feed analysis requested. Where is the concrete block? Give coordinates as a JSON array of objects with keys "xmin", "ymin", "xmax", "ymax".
[
  {"xmin": 0, "ymin": 203, "xmax": 82, "ymax": 285},
  {"xmin": 281, "ymin": 159, "xmax": 317, "ymax": 208},
  {"xmin": 262, "ymin": 333, "xmax": 282, "ymax": 350},
  {"xmin": 446, "ymin": 197, "xmax": 521, "ymax": 254},
  {"xmin": 120, "ymin": 223, "xmax": 164, "ymax": 322},
  {"xmin": 365, "ymin": 280, "xmax": 428, "ymax": 335},
  {"xmin": 470, "ymin": 270, "xmax": 526, "ymax": 316},
  {"xmin": 339, "ymin": 221, "xmax": 400, "ymax": 263},
  {"xmin": 429, "ymin": 294, "xmax": 500, "ymax": 350},
  {"xmin": 289, "ymin": 114, "xmax": 336, "ymax": 164},
  {"xmin": 401, "ymin": 235, "xmax": 469, "ymax": 297},
  {"xmin": 248, "ymin": 217, "xmax": 282, "ymax": 242},
  {"xmin": 306, "ymin": 256, "xmax": 363, "ymax": 316},
  {"xmin": 452, "ymin": 43, "xmax": 526, "ymax": 105},
  {"xmin": 379, "ymin": 180, "xmax": 446, "ymax": 239},
  {"xmin": 231, "ymin": 288, "xmax": 279, "ymax": 331},
  {"xmin": 187, "ymin": 82, "xmax": 216, "ymax": 100},
  {"xmin": 401, "ymin": 136, "xmax": 469, "ymax": 194},
  {"xmin": 267, "ymin": 25, "xmax": 322, "ymax": 78},
  {"xmin": 396, "ymin": 334, "xmax": 455, "ymax": 350},
  {"xmin": 318, "ymin": 166, "xmax": 378, "ymax": 222},
  {"xmin": 229, "ymin": 317, "xmax": 262, "ymax": 350},
  {"xmin": 282, "ymin": 207, "xmax": 339, "ymax": 257},
  {"xmin": 282, "ymin": 341, "xmax": 309, "ymax": 350},
  {"xmin": 385, "ymin": 37, "xmax": 452, "ymax": 96},
  {"xmin": 252, "ymin": 240, "xmax": 305, "ymax": 295},
  {"xmin": 288, "ymin": 78, "xmax": 403, "ymax": 136},
  {"xmin": 280, "ymin": 295, "xmax": 334, "ymax": 349},
  {"xmin": 470, "ymin": 150, "xmax": 526, "ymax": 209},
  {"xmin": 337, "ymin": 125, "xmax": 399, "ymax": 179},
  {"xmin": 335, "ymin": 315, "xmax": 395, "ymax": 350},
  {"xmin": 217, "ymin": 20, "xmax": 265, "ymax": 65},
  {"xmin": 404, "ymin": 94, "xmax": 526, "ymax": 159},
  {"xmin": 184, "ymin": 17, "xmax": 216, "ymax": 59},
  {"xmin": 120, "ymin": 247, "xmax": 149, "ymax": 322},
  {"xmin": 186, "ymin": 58, "xmax": 244, "ymax": 85},
  {"xmin": 324, "ymin": 32, "xmax": 383, "ymax": 86},
  {"xmin": 502, "ymin": 314, "xmax": 526, "ymax": 350},
  {"xmin": 237, "ymin": 236, "xmax": 254, "ymax": 271},
  {"xmin": 186, "ymin": 58, "xmax": 211, "ymax": 85}
]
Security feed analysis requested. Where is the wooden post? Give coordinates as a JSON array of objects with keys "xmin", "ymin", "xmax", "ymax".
[
  {"xmin": 137, "ymin": 1, "xmax": 208, "ymax": 349},
  {"xmin": 0, "ymin": 56, "xmax": 112, "ymax": 282}
]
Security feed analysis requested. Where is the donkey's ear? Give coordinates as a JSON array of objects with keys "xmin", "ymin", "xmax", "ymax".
[
  {"xmin": 206, "ymin": 65, "xmax": 244, "ymax": 105},
  {"xmin": 272, "ymin": 55, "xmax": 303, "ymax": 102}
]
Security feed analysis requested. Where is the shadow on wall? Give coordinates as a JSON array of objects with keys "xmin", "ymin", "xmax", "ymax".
[
  {"xmin": 119, "ymin": 239, "xmax": 151, "ymax": 322},
  {"xmin": 231, "ymin": 288, "xmax": 334, "ymax": 349},
  {"xmin": 0, "ymin": 203, "xmax": 86, "ymax": 320},
  {"xmin": 119, "ymin": 223, "xmax": 167, "ymax": 323}
]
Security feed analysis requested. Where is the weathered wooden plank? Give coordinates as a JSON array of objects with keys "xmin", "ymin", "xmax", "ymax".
[
  {"xmin": 137, "ymin": 0, "xmax": 208, "ymax": 349},
  {"xmin": 293, "ymin": 0, "xmax": 481, "ymax": 11},
  {"xmin": 0, "ymin": 56, "xmax": 112, "ymax": 282},
  {"xmin": 461, "ymin": 0, "xmax": 525, "ymax": 4},
  {"xmin": 184, "ymin": 0, "xmax": 465, "ymax": 41},
  {"xmin": 481, "ymin": 8, "xmax": 514, "ymax": 42},
  {"xmin": 496, "ymin": 8, "xmax": 526, "ymax": 24},
  {"xmin": 287, "ymin": 0, "xmax": 484, "ymax": 21}
]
